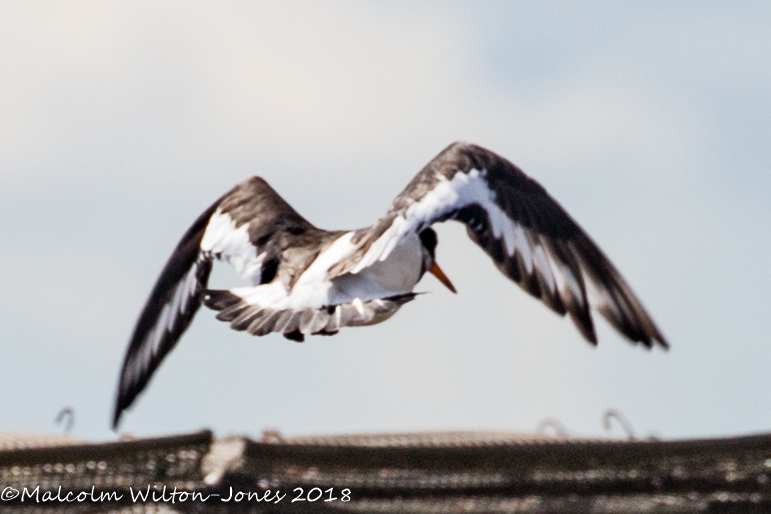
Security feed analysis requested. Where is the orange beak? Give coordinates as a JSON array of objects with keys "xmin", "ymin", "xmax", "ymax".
[{"xmin": 429, "ymin": 262, "xmax": 457, "ymax": 294}]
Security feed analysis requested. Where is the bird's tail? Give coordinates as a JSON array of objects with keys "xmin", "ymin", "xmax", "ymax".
[{"xmin": 204, "ymin": 289, "xmax": 418, "ymax": 341}]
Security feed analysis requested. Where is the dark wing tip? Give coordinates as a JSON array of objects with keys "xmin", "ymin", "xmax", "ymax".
[
  {"xmin": 111, "ymin": 197, "xmax": 222, "ymax": 429},
  {"xmin": 111, "ymin": 397, "xmax": 125, "ymax": 430},
  {"xmin": 112, "ymin": 255, "xmax": 212, "ymax": 429},
  {"xmin": 437, "ymin": 145, "xmax": 668, "ymax": 350},
  {"xmin": 572, "ymin": 233, "xmax": 670, "ymax": 351},
  {"xmin": 566, "ymin": 296, "xmax": 598, "ymax": 346},
  {"xmin": 633, "ymin": 324, "xmax": 669, "ymax": 350}
]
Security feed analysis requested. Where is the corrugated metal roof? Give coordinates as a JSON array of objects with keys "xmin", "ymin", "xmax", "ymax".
[{"xmin": 1, "ymin": 429, "xmax": 770, "ymax": 513}]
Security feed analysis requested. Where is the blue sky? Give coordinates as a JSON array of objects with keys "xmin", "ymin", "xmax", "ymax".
[{"xmin": 1, "ymin": 1, "xmax": 770, "ymax": 442}]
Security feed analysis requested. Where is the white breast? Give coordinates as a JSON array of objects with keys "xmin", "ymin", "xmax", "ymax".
[{"xmin": 329, "ymin": 234, "xmax": 423, "ymax": 304}]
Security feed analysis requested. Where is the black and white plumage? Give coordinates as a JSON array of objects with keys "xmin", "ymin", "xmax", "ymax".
[{"xmin": 112, "ymin": 142, "xmax": 668, "ymax": 428}]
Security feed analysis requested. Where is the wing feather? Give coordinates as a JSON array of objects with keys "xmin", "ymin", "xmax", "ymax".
[
  {"xmin": 112, "ymin": 200, "xmax": 218, "ymax": 429},
  {"xmin": 331, "ymin": 142, "xmax": 667, "ymax": 348},
  {"xmin": 113, "ymin": 177, "xmax": 324, "ymax": 428}
]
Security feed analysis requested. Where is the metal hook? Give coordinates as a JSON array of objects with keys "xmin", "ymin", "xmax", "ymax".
[
  {"xmin": 262, "ymin": 429, "xmax": 284, "ymax": 443},
  {"xmin": 55, "ymin": 407, "xmax": 74, "ymax": 435},
  {"xmin": 602, "ymin": 409, "xmax": 636, "ymax": 441},
  {"xmin": 537, "ymin": 417, "xmax": 569, "ymax": 438}
]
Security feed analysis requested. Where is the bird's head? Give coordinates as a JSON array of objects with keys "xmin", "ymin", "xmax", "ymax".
[{"xmin": 418, "ymin": 228, "xmax": 457, "ymax": 293}]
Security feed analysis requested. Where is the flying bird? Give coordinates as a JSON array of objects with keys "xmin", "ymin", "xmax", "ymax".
[{"xmin": 112, "ymin": 142, "xmax": 668, "ymax": 428}]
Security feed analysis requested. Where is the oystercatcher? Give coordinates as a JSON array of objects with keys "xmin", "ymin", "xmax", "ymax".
[{"xmin": 112, "ymin": 142, "xmax": 668, "ymax": 428}]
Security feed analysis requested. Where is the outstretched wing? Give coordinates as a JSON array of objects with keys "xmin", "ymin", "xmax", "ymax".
[
  {"xmin": 112, "ymin": 177, "xmax": 320, "ymax": 428},
  {"xmin": 330, "ymin": 142, "xmax": 668, "ymax": 348}
]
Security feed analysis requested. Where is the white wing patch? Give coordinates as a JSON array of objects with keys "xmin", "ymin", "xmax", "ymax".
[
  {"xmin": 550, "ymin": 248, "xmax": 584, "ymax": 304},
  {"xmin": 350, "ymin": 168, "xmax": 590, "ymax": 309},
  {"xmin": 227, "ymin": 281, "xmax": 290, "ymax": 310},
  {"xmin": 228, "ymin": 232, "xmax": 359, "ymax": 312},
  {"xmin": 511, "ymin": 224, "xmax": 533, "ymax": 273},
  {"xmin": 200, "ymin": 209, "xmax": 265, "ymax": 282},
  {"xmin": 125, "ymin": 259, "xmax": 203, "ymax": 390},
  {"xmin": 353, "ymin": 169, "xmax": 525, "ymax": 272},
  {"xmin": 287, "ymin": 231, "xmax": 358, "ymax": 309}
]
